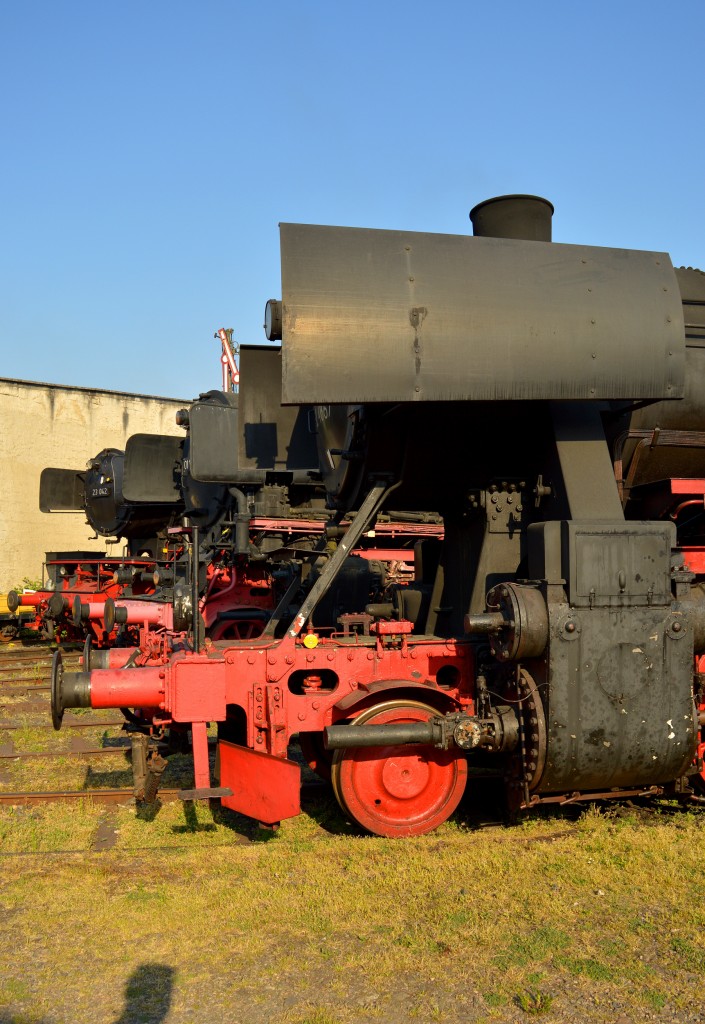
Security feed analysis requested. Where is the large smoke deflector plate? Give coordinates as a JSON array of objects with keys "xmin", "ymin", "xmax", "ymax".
[
  {"xmin": 189, "ymin": 404, "xmax": 240, "ymax": 482},
  {"xmin": 123, "ymin": 434, "xmax": 183, "ymax": 503},
  {"xmin": 39, "ymin": 468, "xmax": 85, "ymax": 512}
]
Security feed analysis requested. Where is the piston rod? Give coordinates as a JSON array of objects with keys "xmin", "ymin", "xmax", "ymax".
[
  {"xmin": 325, "ymin": 721, "xmax": 437, "ymax": 749},
  {"xmin": 325, "ymin": 708, "xmax": 520, "ymax": 753}
]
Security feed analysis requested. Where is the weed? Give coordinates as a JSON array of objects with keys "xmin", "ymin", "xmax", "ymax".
[{"xmin": 515, "ymin": 990, "xmax": 554, "ymax": 1015}]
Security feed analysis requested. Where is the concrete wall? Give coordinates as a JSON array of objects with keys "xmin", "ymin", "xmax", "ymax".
[{"xmin": 0, "ymin": 378, "xmax": 188, "ymax": 593}]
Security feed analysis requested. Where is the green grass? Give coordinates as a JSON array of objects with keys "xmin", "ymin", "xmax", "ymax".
[{"xmin": 1, "ymin": 790, "xmax": 705, "ymax": 1022}]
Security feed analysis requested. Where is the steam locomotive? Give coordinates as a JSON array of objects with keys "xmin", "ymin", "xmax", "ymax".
[
  {"xmin": 50, "ymin": 194, "xmax": 705, "ymax": 835},
  {"xmin": 32, "ymin": 352, "xmax": 436, "ymax": 652}
]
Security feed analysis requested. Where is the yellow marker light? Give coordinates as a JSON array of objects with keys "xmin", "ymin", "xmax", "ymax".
[{"xmin": 302, "ymin": 633, "xmax": 319, "ymax": 649}]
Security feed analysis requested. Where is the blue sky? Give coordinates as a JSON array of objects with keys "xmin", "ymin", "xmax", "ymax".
[{"xmin": 1, "ymin": 1, "xmax": 703, "ymax": 399}]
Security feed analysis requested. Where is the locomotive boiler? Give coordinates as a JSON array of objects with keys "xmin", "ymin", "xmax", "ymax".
[{"xmin": 51, "ymin": 195, "xmax": 705, "ymax": 835}]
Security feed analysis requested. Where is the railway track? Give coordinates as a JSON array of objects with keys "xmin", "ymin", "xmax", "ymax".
[
  {"xmin": 0, "ymin": 647, "xmax": 80, "ymax": 671},
  {"xmin": 0, "ymin": 645, "xmax": 334, "ymax": 814},
  {"xmin": 0, "ymin": 642, "xmax": 168, "ymax": 807}
]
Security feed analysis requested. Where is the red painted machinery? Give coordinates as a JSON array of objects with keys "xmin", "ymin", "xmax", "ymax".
[{"xmin": 7, "ymin": 552, "xmax": 162, "ymax": 644}]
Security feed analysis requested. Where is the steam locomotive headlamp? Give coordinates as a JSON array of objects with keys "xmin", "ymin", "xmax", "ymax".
[{"xmin": 264, "ymin": 299, "xmax": 282, "ymax": 341}]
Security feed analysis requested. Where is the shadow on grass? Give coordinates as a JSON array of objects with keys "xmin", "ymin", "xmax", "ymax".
[
  {"xmin": 207, "ymin": 799, "xmax": 282, "ymax": 842},
  {"xmin": 172, "ymin": 800, "xmax": 217, "ymax": 833},
  {"xmin": 113, "ymin": 963, "xmax": 175, "ymax": 1024},
  {"xmin": 0, "ymin": 963, "xmax": 175, "ymax": 1024},
  {"xmin": 300, "ymin": 787, "xmax": 362, "ymax": 837}
]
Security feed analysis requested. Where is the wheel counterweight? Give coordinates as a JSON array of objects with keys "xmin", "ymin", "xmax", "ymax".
[{"xmin": 330, "ymin": 700, "xmax": 467, "ymax": 837}]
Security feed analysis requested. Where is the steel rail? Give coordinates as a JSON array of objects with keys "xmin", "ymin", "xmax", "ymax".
[
  {"xmin": 0, "ymin": 744, "xmax": 132, "ymax": 760},
  {"xmin": 0, "ymin": 716, "xmax": 124, "ymax": 731},
  {"xmin": 0, "ymin": 777, "xmax": 328, "ymax": 808},
  {"xmin": 0, "ymin": 788, "xmax": 183, "ymax": 806},
  {"xmin": 0, "ymin": 684, "xmax": 51, "ymax": 695},
  {"xmin": 0, "ymin": 701, "xmax": 53, "ymax": 714}
]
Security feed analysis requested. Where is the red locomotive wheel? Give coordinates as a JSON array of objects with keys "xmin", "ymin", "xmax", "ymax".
[
  {"xmin": 330, "ymin": 700, "xmax": 467, "ymax": 837},
  {"xmin": 209, "ymin": 617, "xmax": 265, "ymax": 642}
]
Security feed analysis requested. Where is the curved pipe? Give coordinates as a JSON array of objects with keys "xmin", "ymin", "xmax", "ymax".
[
  {"xmin": 670, "ymin": 499, "xmax": 704, "ymax": 520},
  {"xmin": 228, "ymin": 486, "xmax": 251, "ymax": 555}
]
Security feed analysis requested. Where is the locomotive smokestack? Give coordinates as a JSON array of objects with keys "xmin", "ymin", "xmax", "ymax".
[{"xmin": 470, "ymin": 194, "xmax": 554, "ymax": 242}]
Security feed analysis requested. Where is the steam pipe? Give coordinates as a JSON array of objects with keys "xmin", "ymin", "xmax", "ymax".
[{"xmin": 229, "ymin": 486, "xmax": 251, "ymax": 555}]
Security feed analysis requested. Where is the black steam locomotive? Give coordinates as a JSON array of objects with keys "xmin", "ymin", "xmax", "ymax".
[{"xmin": 51, "ymin": 195, "xmax": 705, "ymax": 835}]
